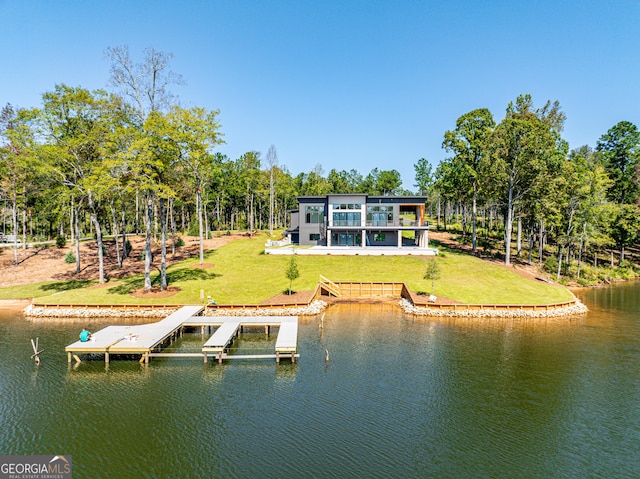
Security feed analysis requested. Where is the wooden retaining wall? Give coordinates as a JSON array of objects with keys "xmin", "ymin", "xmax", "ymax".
[
  {"xmin": 319, "ymin": 281, "xmax": 577, "ymax": 311},
  {"xmin": 33, "ymin": 281, "xmax": 578, "ymax": 313},
  {"xmin": 34, "ymin": 303, "xmax": 178, "ymax": 310},
  {"xmin": 334, "ymin": 282, "xmax": 405, "ymax": 298}
]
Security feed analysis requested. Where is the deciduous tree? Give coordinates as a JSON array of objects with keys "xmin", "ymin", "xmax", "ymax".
[
  {"xmin": 443, "ymin": 108, "xmax": 495, "ymax": 252},
  {"xmin": 413, "ymin": 158, "xmax": 433, "ymax": 196},
  {"xmin": 38, "ymin": 85, "xmax": 126, "ymax": 283},
  {"xmin": 490, "ymin": 95, "xmax": 566, "ymax": 266},
  {"xmin": 285, "ymin": 254, "xmax": 299, "ymax": 295}
]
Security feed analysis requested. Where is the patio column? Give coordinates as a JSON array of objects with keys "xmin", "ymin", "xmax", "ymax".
[
  {"xmin": 418, "ymin": 230, "xmax": 428, "ymax": 248},
  {"xmin": 397, "ymin": 231, "xmax": 402, "ymax": 248},
  {"xmin": 362, "ymin": 230, "xmax": 366, "ymax": 248}
]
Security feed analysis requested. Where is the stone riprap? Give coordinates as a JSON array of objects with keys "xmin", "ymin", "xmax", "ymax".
[
  {"xmin": 22, "ymin": 298, "xmax": 584, "ymax": 320},
  {"xmin": 23, "ymin": 304, "xmax": 177, "ymax": 319},
  {"xmin": 398, "ymin": 298, "xmax": 588, "ymax": 318},
  {"xmin": 204, "ymin": 300, "xmax": 328, "ymax": 317},
  {"xmin": 22, "ymin": 300, "xmax": 328, "ymax": 319}
]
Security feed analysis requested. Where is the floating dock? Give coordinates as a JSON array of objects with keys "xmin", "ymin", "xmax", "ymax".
[{"xmin": 65, "ymin": 306, "xmax": 299, "ymax": 365}]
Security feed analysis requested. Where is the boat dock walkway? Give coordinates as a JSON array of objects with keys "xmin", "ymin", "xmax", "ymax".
[{"xmin": 65, "ymin": 306, "xmax": 299, "ymax": 365}]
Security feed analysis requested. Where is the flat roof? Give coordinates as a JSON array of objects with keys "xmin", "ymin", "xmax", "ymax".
[{"xmin": 297, "ymin": 194, "xmax": 428, "ymax": 202}]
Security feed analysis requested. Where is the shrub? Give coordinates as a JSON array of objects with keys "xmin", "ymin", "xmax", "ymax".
[
  {"xmin": 175, "ymin": 236, "xmax": 185, "ymax": 248},
  {"xmin": 576, "ymin": 264, "xmax": 598, "ymax": 284},
  {"xmin": 64, "ymin": 251, "xmax": 75, "ymax": 264},
  {"xmin": 186, "ymin": 220, "xmax": 199, "ymax": 236},
  {"xmin": 456, "ymin": 235, "xmax": 471, "ymax": 245},
  {"xmin": 577, "ymin": 278, "xmax": 591, "ymax": 287},
  {"xmin": 125, "ymin": 239, "xmax": 132, "ymax": 255},
  {"xmin": 543, "ymin": 255, "xmax": 558, "ymax": 274},
  {"xmin": 55, "ymin": 235, "xmax": 66, "ymax": 248}
]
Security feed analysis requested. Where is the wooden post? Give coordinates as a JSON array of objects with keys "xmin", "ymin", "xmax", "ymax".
[
  {"xmin": 218, "ymin": 352, "xmax": 223, "ymax": 364},
  {"xmin": 276, "ymin": 352, "xmax": 280, "ymax": 364},
  {"xmin": 203, "ymin": 352, "xmax": 208, "ymax": 364},
  {"xmin": 31, "ymin": 338, "xmax": 43, "ymax": 365},
  {"xmin": 105, "ymin": 352, "xmax": 110, "ymax": 365},
  {"xmin": 68, "ymin": 352, "xmax": 72, "ymax": 363},
  {"xmin": 291, "ymin": 352, "xmax": 295, "ymax": 364}
]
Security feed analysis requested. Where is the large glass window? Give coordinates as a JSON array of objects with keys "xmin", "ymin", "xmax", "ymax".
[
  {"xmin": 367, "ymin": 206, "xmax": 394, "ymax": 226},
  {"xmin": 305, "ymin": 206, "xmax": 324, "ymax": 224},
  {"xmin": 332, "ymin": 233, "xmax": 360, "ymax": 246},
  {"xmin": 332, "ymin": 211, "xmax": 361, "ymax": 226}
]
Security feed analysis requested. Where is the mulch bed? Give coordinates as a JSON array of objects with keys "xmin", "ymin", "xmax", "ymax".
[
  {"xmin": 130, "ymin": 286, "xmax": 181, "ymax": 299},
  {"xmin": 259, "ymin": 290, "xmax": 316, "ymax": 306}
]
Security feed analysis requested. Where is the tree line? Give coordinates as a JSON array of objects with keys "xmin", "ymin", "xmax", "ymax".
[
  {"xmin": 1, "ymin": 48, "xmax": 638, "ymax": 288},
  {"xmin": 0, "ymin": 47, "xmax": 410, "ymax": 291},
  {"xmin": 432, "ymin": 94, "xmax": 640, "ymax": 283}
]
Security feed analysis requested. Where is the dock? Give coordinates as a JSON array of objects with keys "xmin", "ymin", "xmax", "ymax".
[
  {"xmin": 202, "ymin": 320, "xmax": 241, "ymax": 363},
  {"xmin": 65, "ymin": 306, "xmax": 299, "ymax": 365}
]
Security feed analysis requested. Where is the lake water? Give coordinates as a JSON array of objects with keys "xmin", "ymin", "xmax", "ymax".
[{"xmin": 1, "ymin": 282, "xmax": 639, "ymax": 478}]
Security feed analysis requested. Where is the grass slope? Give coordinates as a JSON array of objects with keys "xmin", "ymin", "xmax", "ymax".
[{"xmin": 1, "ymin": 233, "xmax": 573, "ymax": 305}]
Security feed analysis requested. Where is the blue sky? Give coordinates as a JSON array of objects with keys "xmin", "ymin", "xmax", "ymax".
[{"xmin": 1, "ymin": 0, "xmax": 639, "ymax": 190}]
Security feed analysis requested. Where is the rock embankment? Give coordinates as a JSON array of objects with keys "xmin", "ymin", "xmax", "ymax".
[
  {"xmin": 204, "ymin": 300, "xmax": 328, "ymax": 317},
  {"xmin": 23, "ymin": 299, "xmax": 583, "ymax": 320},
  {"xmin": 398, "ymin": 298, "xmax": 588, "ymax": 318},
  {"xmin": 22, "ymin": 300, "xmax": 328, "ymax": 319},
  {"xmin": 23, "ymin": 304, "xmax": 177, "ymax": 319}
]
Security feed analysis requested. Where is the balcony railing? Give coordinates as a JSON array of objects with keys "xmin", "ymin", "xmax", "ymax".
[
  {"xmin": 327, "ymin": 219, "xmax": 426, "ymax": 228},
  {"xmin": 332, "ymin": 220, "xmax": 361, "ymax": 227}
]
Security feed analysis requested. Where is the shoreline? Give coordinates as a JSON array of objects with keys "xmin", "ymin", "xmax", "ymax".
[
  {"xmin": 21, "ymin": 301, "xmax": 329, "ymax": 320},
  {"xmin": 0, "ymin": 299, "xmax": 31, "ymax": 313},
  {"xmin": 16, "ymin": 296, "xmax": 588, "ymax": 320},
  {"xmin": 397, "ymin": 298, "xmax": 588, "ymax": 319}
]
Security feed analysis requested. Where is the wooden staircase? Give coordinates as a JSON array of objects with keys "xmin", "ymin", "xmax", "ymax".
[{"xmin": 319, "ymin": 275, "xmax": 340, "ymax": 297}]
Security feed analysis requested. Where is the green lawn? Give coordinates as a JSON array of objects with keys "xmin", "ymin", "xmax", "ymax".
[{"xmin": 0, "ymin": 232, "xmax": 574, "ymax": 306}]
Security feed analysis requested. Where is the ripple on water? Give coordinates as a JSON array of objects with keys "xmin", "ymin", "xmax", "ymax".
[{"xmin": 2, "ymin": 290, "xmax": 640, "ymax": 477}]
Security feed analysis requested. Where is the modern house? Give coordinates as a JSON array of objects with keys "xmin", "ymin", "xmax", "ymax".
[{"xmin": 285, "ymin": 194, "xmax": 430, "ymax": 250}]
